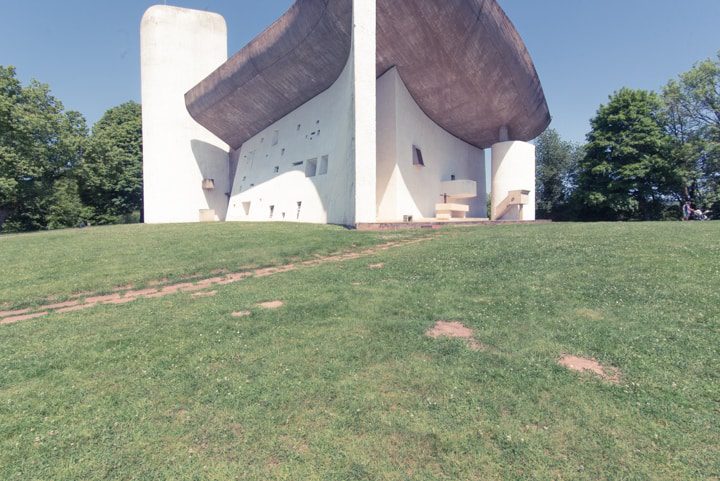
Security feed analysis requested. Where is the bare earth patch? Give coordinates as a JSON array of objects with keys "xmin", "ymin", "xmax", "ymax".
[
  {"xmin": 257, "ymin": 301, "xmax": 284, "ymax": 310},
  {"xmin": 558, "ymin": 354, "xmax": 621, "ymax": 384},
  {"xmin": 426, "ymin": 321, "xmax": 486, "ymax": 351},
  {"xmin": 232, "ymin": 310, "xmax": 252, "ymax": 318},
  {"xmin": 368, "ymin": 263, "xmax": 385, "ymax": 269},
  {"xmin": 0, "ymin": 311, "xmax": 49, "ymax": 325},
  {"xmin": 191, "ymin": 291, "xmax": 217, "ymax": 299},
  {"xmin": 575, "ymin": 308, "xmax": 604, "ymax": 321}
]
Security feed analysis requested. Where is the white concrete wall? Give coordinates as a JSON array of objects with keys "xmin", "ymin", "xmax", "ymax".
[
  {"xmin": 225, "ymin": 54, "xmax": 356, "ymax": 225},
  {"xmin": 352, "ymin": 0, "xmax": 377, "ymax": 224},
  {"xmin": 376, "ymin": 68, "xmax": 487, "ymax": 221},
  {"xmin": 141, "ymin": 5, "xmax": 230, "ymax": 224},
  {"xmin": 491, "ymin": 141, "xmax": 536, "ymax": 221}
]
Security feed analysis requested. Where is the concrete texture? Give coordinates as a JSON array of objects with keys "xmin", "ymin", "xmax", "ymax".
[
  {"xmin": 491, "ymin": 141, "xmax": 536, "ymax": 221},
  {"xmin": 376, "ymin": 68, "xmax": 486, "ymax": 222},
  {"xmin": 185, "ymin": 0, "xmax": 550, "ymax": 151},
  {"xmin": 141, "ymin": 5, "xmax": 230, "ymax": 224}
]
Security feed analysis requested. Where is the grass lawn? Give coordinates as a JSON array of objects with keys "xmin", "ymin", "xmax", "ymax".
[
  {"xmin": 0, "ymin": 222, "xmax": 718, "ymax": 480},
  {"xmin": 0, "ymin": 222, "xmax": 422, "ymax": 308}
]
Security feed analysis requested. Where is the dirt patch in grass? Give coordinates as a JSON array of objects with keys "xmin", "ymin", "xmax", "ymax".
[
  {"xmin": 368, "ymin": 263, "xmax": 385, "ymax": 269},
  {"xmin": 258, "ymin": 301, "xmax": 284, "ymax": 310},
  {"xmin": 558, "ymin": 354, "xmax": 621, "ymax": 384},
  {"xmin": 232, "ymin": 311, "xmax": 252, "ymax": 318},
  {"xmin": 191, "ymin": 291, "xmax": 217, "ymax": 299},
  {"xmin": 0, "ymin": 311, "xmax": 49, "ymax": 325},
  {"xmin": 426, "ymin": 321, "xmax": 486, "ymax": 351},
  {"xmin": 576, "ymin": 308, "xmax": 604, "ymax": 321}
]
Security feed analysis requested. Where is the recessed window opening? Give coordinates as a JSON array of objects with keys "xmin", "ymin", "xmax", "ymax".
[
  {"xmin": 281, "ymin": 148, "xmax": 286, "ymax": 156},
  {"xmin": 318, "ymin": 155, "xmax": 329, "ymax": 175},
  {"xmin": 316, "ymin": 120, "xmax": 320, "ymax": 124},
  {"xmin": 412, "ymin": 146, "xmax": 425, "ymax": 166},
  {"xmin": 272, "ymin": 130, "xmax": 279, "ymax": 146},
  {"xmin": 305, "ymin": 158, "xmax": 318, "ymax": 177},
  {"xmin": 451, "ymin": 174, "xmax": 456, "ymax": 181},
  {"xmin": 292, "ymin": 161, "xmax": 304, "ymax": 167},
  {"xmin": 296, "ymin": 201, "xmax": 302, "ymax": 220},
  {"xmin": 297, "ymin": 124, "xmax": 301, "ymax": 131},
  {"xmin": 242, "ymin": 202, "xmax": 251, "ymax": 216},
  {"xmin": 260, "ymin": 137, "xmax": 264, "ymax": 144},
  {"xmin": 274, "ymin": 166, "xmax": 280, "ymax": 173},
  {"xmin": 269, "ymin": 205, "xmax": 275, "ymax": 218}
]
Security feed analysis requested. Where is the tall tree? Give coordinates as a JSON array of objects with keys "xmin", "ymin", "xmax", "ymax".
[
  {"xmin": 78, "ymin": 101, "xmax": 143, "ymax": 224},
  {"xmin": 663, "ymin": 52, "xmax": 720, "ymax": 216},
  {"xmin": 535, "ymin": 128, "xmax": 580, "ymax": 220},
  {"xmin": 0, "ymin": 66, "xmax": 88, "ymax": 232},
  {"xmin": 576, "ymin": 88, "xmax": 680, "ymax": 221}
]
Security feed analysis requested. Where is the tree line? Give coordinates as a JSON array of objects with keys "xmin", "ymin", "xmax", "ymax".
[
  {"xmin": 536, "ymin": 52, "xmax": 720, "ymax": 221},
  {"xmin": 0, "ymin": 66, "xmax": 142, "ymax": 233}
]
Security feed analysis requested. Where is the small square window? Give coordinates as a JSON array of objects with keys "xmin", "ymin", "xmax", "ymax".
[
  {"xmin": 318, "ymin": 155, "xmax": 329, "ymax": 175},
  {"xmin": 412, "ymin": 146, "xmax": 425, "ymax": 166},
  {"xmin": 274, "ymin": 166, "xmax": 280, "ymax": 173},
  {"xmin": 305, "ymin": 158, "xmax": 318, "ymax": 177}
]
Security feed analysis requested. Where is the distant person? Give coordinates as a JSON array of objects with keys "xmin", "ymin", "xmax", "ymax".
[
  {"xmin": 683, "ymin": 201, "xmax": 709, "ymax": 221},
  {"xmin": 682, "ymin": 201, "xmax": 693, "ymax": 221}
]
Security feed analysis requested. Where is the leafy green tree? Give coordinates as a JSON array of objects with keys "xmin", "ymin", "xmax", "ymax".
[
  {"xmin": 79, "ymin": 101, "xmax": 142, "ymax": 224},
  {"xmin": 663, "ymin": 52, "xmax": 720, "ymax": 216},
  {"xmin": 0, "ymin": 66, "xmax": 88, "ymax": 232},
  {"xmin": 535, "ymin": 128, "xmax": 581, "ymax": 220},
  {"xmin": 575, "ymin": 88, "xmax": 680, "ymax": 221}
]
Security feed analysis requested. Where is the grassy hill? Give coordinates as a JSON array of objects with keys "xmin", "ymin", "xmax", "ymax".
[{"xmin": 1, "ymin": 222, "xmax": 718, "ymax": 480}]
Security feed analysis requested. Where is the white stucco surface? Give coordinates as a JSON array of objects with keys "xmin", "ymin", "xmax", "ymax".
[
  {"xmin": 376, "ymin": 68, "xmax": 487, "ymax": 221},
  {"xmin": 352, "ymin": 0, "xmax": 377, "ymax": 224},
  {"xmin": 491, "ymin": 141, "xmax": 536, "ymax": 221},
  {"xmin": 224, "ymin": 55, "xmax": 356, "ymax": 225},
  {"xmin": 141, "ymin": 5, "xmax": 230, "ymax": 224}
]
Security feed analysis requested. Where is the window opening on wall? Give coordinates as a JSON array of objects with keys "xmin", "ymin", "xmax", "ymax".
[
  {"xmin": 269, "ymin": 205, "xmax": 275, "ymax": 218},
  {"xmin": 260, "ymin": 137, "xmax": 264, "ymax": 144},
  {"xmin": 282, "ymin": 212, "xmax": 286, "ymax": 220},
  {"xmin": 274, "ymin": 166, "xmax": 280, "ymax": 173},
  {"xmin": 316, "ymin": 120, "xmax": 320, "ymax": 125},
  {"xmin": 451, "ymin": 174, "xmax": 456, "ymax": 181},
  {"xmin": 318, "ymin": 155, "xmax": 329, "ymax": 175},
  {"xmin": 281, "ymin": 148, "xmax": 286, "ymax": 156},
  {"xmin": 242, "ymin": 202, "xmax": 251, "ymax": 216},
  {"xmin": 272, "ymin": 130, "xmax": 279, "ymax": 146},
  {"xmin": 292, "ymin": 161, "xmax": 304, "ymax": 167},
  {"xmin": 412, "ymin": 146, "xmax": 425, "ymax": 166},
  {"xmin": 297, "ymin": 124, "xmax": 301, "ymax": 131},
  {"xmin": 305, "ymin": 158, "xmax": 318, "ymax": 177},
  {"xmin": 296, "ymin": 201, "xmax": 302, "ymax": 219}
]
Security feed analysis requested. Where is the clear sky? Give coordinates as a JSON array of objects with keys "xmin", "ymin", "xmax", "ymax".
[{"xmin": 1, "ymin": 0, "xmax": 718, "ymax": 144}]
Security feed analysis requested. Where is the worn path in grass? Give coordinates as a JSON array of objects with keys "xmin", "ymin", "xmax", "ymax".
[
  {"xmin": 0, "ymin": 222, "xmax": 430, "ymax": 309},
  {"xmin": 0, "ymin": 237, "xmax": 430, "ymax": 325}
]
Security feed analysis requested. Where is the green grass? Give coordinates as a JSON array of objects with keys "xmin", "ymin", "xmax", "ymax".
[
  {"xmin": 0, "ymin": 222, "xmax": 422, "ymax": 308},
  {"xmin": 1, "ymin": 222, "xmax": 718, "ymax": 480}
]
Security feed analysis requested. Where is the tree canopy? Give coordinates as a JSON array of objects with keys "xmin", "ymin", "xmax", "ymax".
[
  {"xmin": 535, "ymin": 128, "xmax": 580, "ymax": 220},
  {"xmin": 575, "ymin": 88, "xmax": 681, "ymax": 221},
  {"xmin": 0, "ymin": 65, "xmax": 142, "ymax": 233}
]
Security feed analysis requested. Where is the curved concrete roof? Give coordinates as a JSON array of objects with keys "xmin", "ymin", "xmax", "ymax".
[{"xmin": 185, "ymin": 0, "xmax": 551, "ymax": 150}]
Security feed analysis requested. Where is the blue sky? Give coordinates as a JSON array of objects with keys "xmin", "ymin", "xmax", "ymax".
[{"xmin": 1, "ymin": 0, "xmax": 718, "ymax": 143}]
